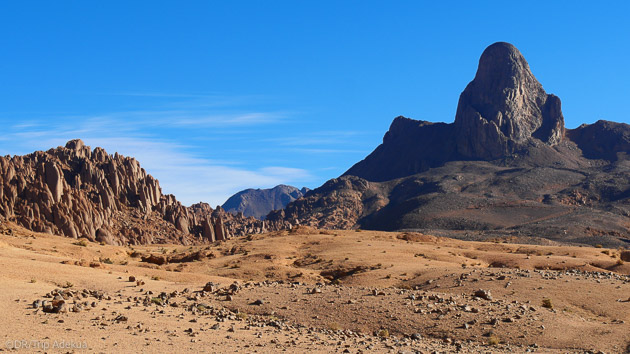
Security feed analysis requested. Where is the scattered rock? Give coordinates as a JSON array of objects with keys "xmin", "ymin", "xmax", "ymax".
[{"xmin": 474, "ymin": 289, "xmax": 493, "ymax": 301}]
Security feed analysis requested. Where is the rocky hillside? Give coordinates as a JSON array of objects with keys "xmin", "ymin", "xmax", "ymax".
[
  {"xmin": 267, "ymin": 42, "xmax": 630, "ymax": 247},
  {"xmin": 222, "ymin": 185, "xmax": 309, "ymax": 219},
  {"xmin": 0, "ymin": 140, "xmax": 265, "ymax": 245}
]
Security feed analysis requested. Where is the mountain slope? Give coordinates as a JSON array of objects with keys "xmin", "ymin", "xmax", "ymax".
[
  {"xmin": 222, "ymin": 185, "xmax": 309, "ymax": 219},
  {"xmin": 267, "ymin": 42, "xmax": 630, "ymax": 247}
]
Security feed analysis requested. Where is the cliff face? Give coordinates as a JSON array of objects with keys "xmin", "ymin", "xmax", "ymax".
[
  {"xmin": 453, "ymin": 42, "xmax": 565, "ymax": 159},
  {"xmin": 0, "ymin": 140, "xmax": 265, "ymax": 245}
]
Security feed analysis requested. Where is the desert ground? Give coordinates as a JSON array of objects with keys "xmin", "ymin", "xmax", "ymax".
[{"xmin": 1, "ymin": 222, "xmax": 629, "ymax": 353}]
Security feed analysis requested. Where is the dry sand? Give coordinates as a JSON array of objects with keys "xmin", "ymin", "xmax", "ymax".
[{"xmin": 1, "ymin": 223, "xmax": 629, "ymax": 353}]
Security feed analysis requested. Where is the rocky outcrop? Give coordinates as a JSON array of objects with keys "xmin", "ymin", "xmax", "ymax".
[
  {"xmin": 222, "ymin": 185, "xmax": 310, "ymax": 219},
  {"xmin": 266, "ymin": 176, "xmax": 373, "ymax": 230},
  {"xmin": 343, "ymin": 117, "xmax": 456, "ymax": 181},
  {"xmin": 454, "ymin": 42, "xmax": 565, "ymax": 159},
  {"xmin": 566, "ymin": 120, "xmax": 630, "ymax": 161},
  {"xmin": 0, "ymin": 140, "xmax": 264, "ymax": 245},
  {"xmin": 343, "ymin": 42, "xmax": 567, "ymax": 182}
]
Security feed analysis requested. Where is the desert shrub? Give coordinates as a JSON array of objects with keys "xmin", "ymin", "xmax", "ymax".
[
  {"xmin": 542, "ymin": 298, "xmax": 553, "ymax": 309},
  {"xmin": 73, "ymin": 239, "xmax": 88, "ymax": 247},
  {"xmin": 377, "ymin": 329, "xmax": 389, "ymax": 338},
  {"xmin": 196, "ymin": 304, "xmax": 208, "ymax": 311},
  {"xmin": 488, "ymin": 336, "xmax": 500, "ymax": 345},
  {"xmin": 328, "ymin": 322, "xmax": 341, "ymax": 331}
]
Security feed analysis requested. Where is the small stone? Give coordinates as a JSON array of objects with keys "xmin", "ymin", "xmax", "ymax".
[
  {"xmin": 56, "ymin": 302, "xmax": 68, "ymax": 313},
  {"xmin": 474, "ymin": 289, "xmax": 492, "ymax": 301}
]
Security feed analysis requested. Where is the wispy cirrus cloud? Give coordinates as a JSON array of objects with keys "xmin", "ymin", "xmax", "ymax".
[
  {"xmin": 1, "ymin": 126, "xmax": 312, "ymax": 206},
  {"xmin": 0, "ymin": 97, "xmax": 312, "ymax": 205},
  {"xmin": 0, "ymin": 93, "xmax": 373, "ymax": 205},
  {"xmin": 79, "ymin": 137, "xmax": 312, "ymax": 206}
]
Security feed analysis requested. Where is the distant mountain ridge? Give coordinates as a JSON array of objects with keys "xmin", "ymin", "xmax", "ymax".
[
  {"xmin": 266, "ymin": 42, "xmax": 630, "ymax": 248},
  {"xmin": 222, "ymin": 185, "xmax": 309, "ymax": 219}
]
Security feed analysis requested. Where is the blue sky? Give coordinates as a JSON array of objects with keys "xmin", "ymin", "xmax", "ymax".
[{"xmin": 1, "ymin": 1, "xmax": 629, "ymax": 206}]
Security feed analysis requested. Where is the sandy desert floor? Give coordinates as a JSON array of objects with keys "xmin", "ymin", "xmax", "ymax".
[{"xmin": 0, "ymin": 222, "xmax": 629, "ymax": 353}]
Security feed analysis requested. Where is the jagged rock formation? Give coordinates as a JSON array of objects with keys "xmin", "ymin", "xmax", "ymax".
[
  {"xmin": 268, "ymin": 42, "xmax": 630, "ymax": 247},
  {"xmin": 0, "ymin": 140, "xmax": 264, "ymax": 245},
  {"xmin": 266, "ymin": 177, "xmax": 370, "ymax": 230},
  {"xmin": 222, "ymin": 185, "xmax": 309, "ymax": 219},
  {"xmin": 454, "ymin": 42, "xmax": 565, "ymax": 159},
  {"xmin": 344, "ymin": 42, "xmax": 567, "ymax": 182}
]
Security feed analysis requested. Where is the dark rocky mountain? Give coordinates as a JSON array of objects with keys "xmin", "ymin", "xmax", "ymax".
[
  {"xmin": 222, "ymin": 185, "xmax": 309, "ymax": 219},
  {"xmin": 267, "ymin": 42, "xmax": 630, "ymax": 248},
  {"xmin": 0, "ymin": 140, "xmax": 266, "ymax": 245},
  {"xmin": 344, "ymin": 42, "xmax": 567, "ymax": 181}
]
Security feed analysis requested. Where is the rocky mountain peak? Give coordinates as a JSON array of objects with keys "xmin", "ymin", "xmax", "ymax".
[{"xmin": 454, "ymin": 42, "xmax": 565, "ymax": 159}]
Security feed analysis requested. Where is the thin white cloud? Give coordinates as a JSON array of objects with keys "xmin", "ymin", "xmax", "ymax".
[
  {"xmin": 81, "ymin": 137, "xmax": 313, "ymax": 206},
  {"xmin": 172, "ymin": 112, "xmax": 287, "ymax": 127},
  {"xmin": 1, "ymin": 107, "xmax": 313, "ymax": 206},
  {"xmin": 4, "ymin": 131, "xmax": 312, "ymax": 206},
  {"xmin": 0, "ymin": 94, "xmax": 372, "ymax": 206}
]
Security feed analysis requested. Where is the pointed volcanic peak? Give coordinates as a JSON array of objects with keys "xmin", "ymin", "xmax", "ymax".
[
  {"xmin": 454, "ymin": 42, "xmax": 565, "ymax": 159},
  {"xmin": 343, "ymin": 42, "xmax": 568, "ymax": 182}
]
